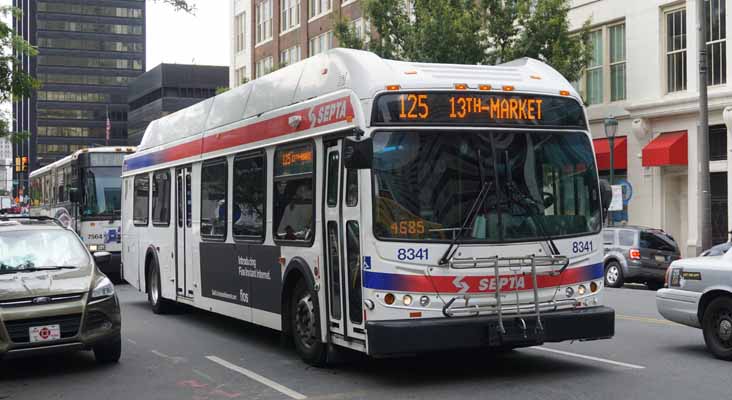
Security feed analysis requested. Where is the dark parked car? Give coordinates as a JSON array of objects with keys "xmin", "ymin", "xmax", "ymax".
[{"xmin": 603, "ymin": 226, "xmax": 681, "ymax": 290}]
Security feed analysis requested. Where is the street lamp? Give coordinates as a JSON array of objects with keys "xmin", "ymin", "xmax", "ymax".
[{"xmin": 604, "ymin": 116, "xmax": 618, "ymax": 226}]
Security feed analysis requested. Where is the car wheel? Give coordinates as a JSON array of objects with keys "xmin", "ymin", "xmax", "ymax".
[
  {"xmin": 148, "ymin": 261, "xmax": 174, "ymax": 314},
  {"xmin": 702, "ymin": 297, "xmax": 732, "ymax": 361},
  {"xmin": 647, "ymin": 281, "xmax": 664, "ymax": 291},
  {"xmin": 604, "ymin": 261, "xmax": 624, "ymax": 288},
  {"xmin": 93, "ymin": 333, "xmax": 121, "ymax": 364},
  {"xmin": 291, "ymin": 280, "xmax": 327, "ymax": 367}
]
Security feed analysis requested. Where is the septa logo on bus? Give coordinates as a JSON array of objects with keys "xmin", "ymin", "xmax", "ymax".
[{"xmin": 308, "ymin": 98, "xmax": 353, "ymax": 128}]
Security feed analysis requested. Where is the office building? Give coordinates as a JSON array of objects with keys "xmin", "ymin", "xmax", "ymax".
[
  {"xmin": 569, "ymin": 0, "xmax": 730, "ymax": 255},
  {"xmin": 127, "ymin": 64, "xmax": 229, "ymax": 145},
  {"xmin": 12, "ymin": 0, "xmax": 146, "ymax": 197}
]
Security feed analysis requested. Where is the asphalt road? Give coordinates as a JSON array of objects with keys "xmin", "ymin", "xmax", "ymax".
[{"xmin": 0, "ymin": 284, "xmax": 727, "ymax": 400}]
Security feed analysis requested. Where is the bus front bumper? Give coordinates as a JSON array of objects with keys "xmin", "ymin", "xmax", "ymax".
[{"xmin": 365, "ymin": 306, "xmax": 614, "ymax": 356}]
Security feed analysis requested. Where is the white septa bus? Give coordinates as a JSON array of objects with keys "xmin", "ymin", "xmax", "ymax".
[
  {"xmin": 30, "ymin": 147, "xmax": 135, "ymax": 277},
  {"xmin": 121, "ymin": 49, "xmax": 614, "ymax": 365}
]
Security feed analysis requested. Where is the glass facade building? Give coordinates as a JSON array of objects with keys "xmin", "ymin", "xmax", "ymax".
[{"xmin": 12, "ymin": 0, "xmax": 146, "ymax": 195}]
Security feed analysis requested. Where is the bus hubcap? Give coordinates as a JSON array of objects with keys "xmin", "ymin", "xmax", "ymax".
[
  {"xmin": 295, "ymin": 294, "xmax": 316, "ymax": 349},
  {"xmin": 606, "ymin": 266, "xmax": 618, "ymax": 284},
  {"xmin": 718, "ymin": 316, "xmax": 732, "ymax": 342},
  {"xmin": 151, "ymin": 271, "xmax": 159, "ymax": 304}
]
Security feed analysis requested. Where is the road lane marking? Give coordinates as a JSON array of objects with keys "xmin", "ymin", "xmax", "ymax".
[
  {"xmin": 206, "ymin": 355, "xmax": 307, "ymax": 400},
  {"xmin": 617, "ymin": 314, "xmax": 681, "ymax": 326},
  {"xmin": 126, "ymin": 339, "xmax": 138, "ymax": 345},
  {"xmin": 151, "ymin": 350, "xmax": 187, "ymax": 364},
  {"xmin": 528, "ymin": 346, "xmax": 645, "ymax": 369}
]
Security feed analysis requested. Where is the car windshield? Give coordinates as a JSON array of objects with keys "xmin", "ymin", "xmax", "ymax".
[
  {"xmin": 372, "ymin": 130, "xmax": 602, "ymax": 242},
  {"xmin": 702, "ymin": 242, "xmax": 732, "ymax": 257},
  {"xmin": 0, "ymin": 229, "xmax": 89, "ymax": 272},
  {"xmin": 82, "ymin": 167, "xmax": 122, "ymax": 218}
]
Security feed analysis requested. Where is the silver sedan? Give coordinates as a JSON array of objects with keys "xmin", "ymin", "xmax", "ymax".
[{"xmin": 656, "ymin": 248, "xmax": 732, "ymax": 360}]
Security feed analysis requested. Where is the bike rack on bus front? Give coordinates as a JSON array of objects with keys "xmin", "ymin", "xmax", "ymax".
[{"xmin": 441, "ymin": 255, "xmax": 571, "ymax": 339}]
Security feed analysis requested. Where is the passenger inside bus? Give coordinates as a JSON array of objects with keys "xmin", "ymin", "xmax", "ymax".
[{"xmin": 276, "ymin": 181, "xmax": 313, "ymax": 241}]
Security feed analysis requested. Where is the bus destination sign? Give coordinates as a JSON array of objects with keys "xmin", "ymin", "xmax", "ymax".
[{"xmin": 372, "ymin": 92, "xmax": 586, "ymax": 128}]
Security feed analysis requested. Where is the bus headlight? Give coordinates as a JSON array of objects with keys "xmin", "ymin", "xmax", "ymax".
[
  {"xmin": 420, "ymin": 296, "xmax": 430, "ymax": 307},
  {"xmin": 565, "ymin": 287, "xmax": 574, "ymax": 298},
  {"xmin": 578, "ymin": 285, "xmax": 587, "ymax": 296},
  {"xmin": 88, "ymin": 244, "xmax": 105, "ymax": 252},
  {"xmin": 402, "ymin": 295, "xmax": 413, "ymax": 306}
]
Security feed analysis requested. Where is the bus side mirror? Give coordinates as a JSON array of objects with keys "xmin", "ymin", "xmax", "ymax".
[
  {"xmin": 343, "ymin": 137, "xmax": 373, "ymax": 169},
  {"xmin": 69, "ymin": 188, "xmax": 80, "ymax": 203},
  {"xmin": 599, "ymin": 179, "xmax": 612, "ymax": 219}
]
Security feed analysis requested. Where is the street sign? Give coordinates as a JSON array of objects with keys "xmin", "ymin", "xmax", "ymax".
[{"xmin": 609, "ymin": 185, "xmax": 624, "ymax": 211}]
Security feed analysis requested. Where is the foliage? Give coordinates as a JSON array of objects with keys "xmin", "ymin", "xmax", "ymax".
[
  {"xmin": 334, "ymin": 0, "xmax": 592, "ymax": 82},
  {"xmin": 0, "ymin": 6, "xmax": 39, "ymax": 142},
  {"xmin": 156, "ymin": 0, "xmax": 196, "ymax": 13},
  {"xmin": 215, "ymin": 86, "xmax": 230, "ymax": 95}
]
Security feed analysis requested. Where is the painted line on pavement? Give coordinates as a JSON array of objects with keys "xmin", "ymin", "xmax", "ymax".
[
  {"xmin": 617, "ymin": 314, "xmax": 680, "ymax": 326},
  {"xmin": 529, "ymin": 346, "xmax": 645, "ymax": 369},
  {"xmin": 206, "ymin": 355, "xmax": 307, "ymax": 400}
]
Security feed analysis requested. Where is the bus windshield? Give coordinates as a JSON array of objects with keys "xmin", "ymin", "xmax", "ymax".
[
  {"xmin": 82, "ymin": 167, "xmax": 122, "ymax": 218},
  {"xmin": 372, "ymin": 130, "xmax": 602, "ymax": 242}
]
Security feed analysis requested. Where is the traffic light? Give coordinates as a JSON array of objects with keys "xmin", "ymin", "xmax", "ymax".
[{"xmin": 21, "ymin": 156, "xmax": 28, "ymax": 172}]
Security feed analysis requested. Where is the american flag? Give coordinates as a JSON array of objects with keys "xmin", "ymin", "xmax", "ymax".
[{"xmin": 105, "ymin": 106, "xmax": 111, "ymax": 145}]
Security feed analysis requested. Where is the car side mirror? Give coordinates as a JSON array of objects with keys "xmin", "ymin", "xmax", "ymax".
[
  {"xmin": 69, "ymin": 188, "xmax": 80, "ymax": 203},
  {"xmin": 343, "ymin": 137, "xmax": 373, "ymax": 169},
  {"xmin": 93, "ymin": 251, "xmax": 112, "ymax": 265}
]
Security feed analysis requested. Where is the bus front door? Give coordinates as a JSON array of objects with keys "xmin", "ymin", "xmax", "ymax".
[
  {"xmin": 324, "ymin": 142, "xmax": 365, "ymax": 342},
  {"xmin": 175, "ymin": 166, "xmax": 194, "ymax": 298}
]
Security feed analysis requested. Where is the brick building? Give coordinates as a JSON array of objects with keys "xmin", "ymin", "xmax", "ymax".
[{"xmin": 245, "ymin": 0, "xmax": 370, "ymax": 79}]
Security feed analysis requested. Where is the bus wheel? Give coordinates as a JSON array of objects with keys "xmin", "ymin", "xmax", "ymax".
[
  {"xmin": 148, "ymin": 261, "xmax": 173, "ymax": 314},
  {"xmin": 291, "ymin": 280, "xmax": 327, "ymax": 366}
]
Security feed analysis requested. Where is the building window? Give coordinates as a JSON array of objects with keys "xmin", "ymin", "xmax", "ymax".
[
  {"xmin": 666, "ymin": 8, "xmax": 687, "ymax": 93},
  {"xmin": 309, "ymin": 31, "xmax": 334, "ymax": 57},
  {"xmin": 706, "ymin": 0, "xmax": 726, "ymax": 86},
  {"xmin": 38, "ymin": 37, "xmax": 143, "ymax": 53},
  {"xmin": 255, "ymin": 56, "xmax": 274, "ymax": 77},
  {"xmin": 256, "ymin": 0, "xmax": 273, "ymax": 44},
  {"xmin": 151, "ymin": 171, "xmax": 171, "ymax": 226},
  {"xmin": 235, "ymin": 12, "xmax": 246, "ymax": 53},
  {"xmin": 38, "ymin": 55, "xmax": 142, "ymax": 70},
  {"xmin": 235, "ymin": 67, "xmax": 248, "ymax": 85},
  {"xmin": 201, "ymin": 159, "xmax": 228, "ymax": 239},
  {"xmin": 233, "ymin": 154, "xmax": 266, "ymax": 239},
  {"xmin": 351, "ymin": 18, "xmax": 371, "ymax": 42},
  {"xmin": 609, "ymin": 24, "xmax": 626, "ymax": 101},
  {"xmin": 309, "ymin": 0, "xmax": 331, "ymax": 19},
  {"xmin": 281, "ymin": 0, "xmax": 300, "ymax": 32},
  {"xmin": 37, "ymin": 2, "xmax": 143, "ymax": 18},
  {"xmin": 280, "ymin": 45, "xmax": 301, "ymax": 66},
  {"xmin": 133, "ymin": 175, "xmax": 149, "ymax": 226},
  {"xmin": 586, "ymin": 29, "xmax": 603, "ymax": 105},
  {"xmin": 37, "ymin": 73, "xmax": 131, "ymax": 86},
  {"xmin": 37, "ymin": 20, "xmax": 143, "ymax": 35}
]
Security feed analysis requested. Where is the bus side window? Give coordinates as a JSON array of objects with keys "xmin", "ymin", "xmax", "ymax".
[
  {"xmin": 201, "ymin": 159, "xmax": 228, "ymax": 239},
  {"xmin": 152, "ymin": 170, "xmax": 171, "ymax": 226},
  {"xmin": 346, "ymin": 168, "xmax": 358, "ymax": 207},
  {"xmin": 133, "ymin": 174, "xmax": 149, "ymax": 226}
]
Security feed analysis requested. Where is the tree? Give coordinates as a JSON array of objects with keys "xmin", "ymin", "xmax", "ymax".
[{"xmin": 334, "ymin": 0, "xmax": 592, "ymax": 82}]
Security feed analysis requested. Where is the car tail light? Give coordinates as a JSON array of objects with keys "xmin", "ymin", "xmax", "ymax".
[{"xmin": 629, "ymin": 248, "xmax": 641, "ymax": 260}]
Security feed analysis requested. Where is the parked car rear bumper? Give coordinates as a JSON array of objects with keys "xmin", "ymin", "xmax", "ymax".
[
  {"xmin": 656, "ymin": 288, "xmax": 701, "ymax": 328},
  {"xmin": 625, "ymin": 263, "xmax": 667, "ymax": 281}
]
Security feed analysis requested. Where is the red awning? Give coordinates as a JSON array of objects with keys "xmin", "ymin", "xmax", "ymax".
[
  {"xmin": 593, "ymin": 137, "xmax": 627, "ymax": 171},
  {"xmin": 642, "ymin": 131, "xmax": 688, "ymax": 167}
]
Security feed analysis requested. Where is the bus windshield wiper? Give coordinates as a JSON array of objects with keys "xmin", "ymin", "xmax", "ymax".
[
  {"xmin": 438, "ymin": 180, "xmax": 494, "ymax": 266},
  {"xmin": 503, "ymin": 179, "xmax": 562, "ymax": 260}
]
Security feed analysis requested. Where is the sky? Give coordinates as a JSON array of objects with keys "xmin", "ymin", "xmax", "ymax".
[{"xmin": 145, "ymin": 0, "xmax": 229, "ymax": 69}]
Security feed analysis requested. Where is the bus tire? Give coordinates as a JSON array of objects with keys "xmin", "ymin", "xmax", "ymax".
[
  {"xmin": 291, "ymin": 280, "xmax": 327, "ymax": 367},
  {"xmin": 148, "ymin": 260, "xmax": 174, "ymax": 314}
]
